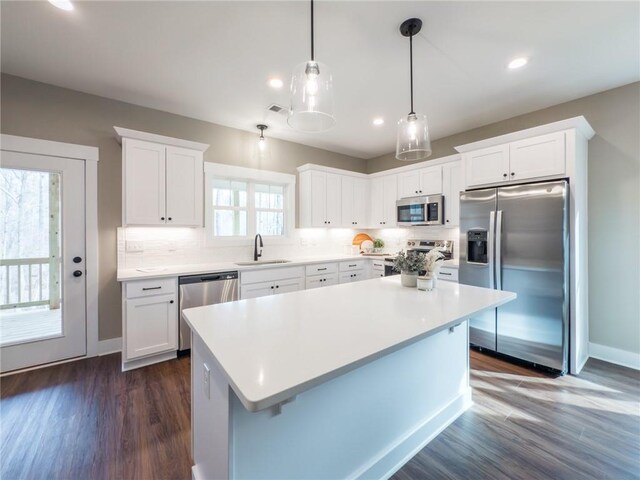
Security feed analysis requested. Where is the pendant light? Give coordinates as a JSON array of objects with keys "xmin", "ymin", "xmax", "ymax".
[
  {"xmin": 396, "ymin": 18, "xmax": 431, "ymax": 161},
  {"xmin": 254, "ymin": 124, "xmax": 271, "ymax": 163},
  {"xmin": 288, "ymin": 0, "xmax": 336, "ymax": 132}
]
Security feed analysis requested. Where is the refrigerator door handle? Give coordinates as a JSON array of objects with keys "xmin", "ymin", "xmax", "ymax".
[
  {"xmin": 496, "ymin": 210, "xmax": 503, "ymax": 290},
  {"xmin": 488, "ymin": 211, "xmax": 495, "ymax": 290}
]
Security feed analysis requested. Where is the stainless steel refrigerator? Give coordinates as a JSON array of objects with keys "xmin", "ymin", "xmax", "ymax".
[{"xmin": 459, "ymin": 180, "xmax": 569, "ymax": 373}]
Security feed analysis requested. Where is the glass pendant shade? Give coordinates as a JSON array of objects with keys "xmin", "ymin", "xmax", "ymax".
[
  {"xmin": 396, "ymin": 113, "xmax": 431, "ymax": 161},
  {"xmin": 254, "ymin": 136, "xmax": 271, "ymax": 164},
  {"xmin": 288, "ymin": 60, "xmax": 336, "ymax": 132}
]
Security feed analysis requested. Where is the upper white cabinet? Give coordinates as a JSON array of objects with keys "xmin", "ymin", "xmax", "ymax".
[
  {"xmin": 341, "ymin": 176, "xmax": 368, "ymax": 227},
  {"xmin": 398, "ymin": 165, "xmax": 442, "ymax": 198},
  {"xmin": 116, "ymin": 127, "xmax": 209, "ymax": 227},
  {"xmin": 301, "ymin": 170, "xmax": 342, "ymax": 227},
  {"xmin": 370, "ymin": 174, "xmax": 398, "ymax": 227},
  {"xmin": 442, "ymin": 161, "xmax": 463, "ymax": 227},
  {"xmin": 463, "ymin": 132, "xmax": 566, "ymax": 188}
]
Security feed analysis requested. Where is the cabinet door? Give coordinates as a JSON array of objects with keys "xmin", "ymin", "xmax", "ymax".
[
  {"xmin": 383, "ymin": 175, "xmax": 398, "ymax": 226},
  {"xmin": 306, "ymin": 273, "xmax": 338, "ymax": 289},
  {"xmin": 123, "ymin": 138, "xmax": 166, "ymax": 225},
  {"xmin": 274, "ymin": 277, "xmax": 305, "ymax": 294},
  {"xmin": 352, "ymin": 178, "xmax": 368, "ymax": 227},
  {"xmin": 370, "ymin": 177, "xmax": 385, "ymax": 227},
  {"xmin": 442, "ymin": 161, "xmax": 463, "ymax": 227},
  {"xmin": 165, "ymin": 146, "xmax": 203, "ymax": 227},
  {"xmin": 398, "ymin": 171, "xmax": 422, "ymax": 198},
  {"xmin": 310, "ymin": 171, "xmax": 327, "ymax": 227},
  {"xmin": 464, "ymin": 144, "xmax": 510, "ymax": 187},
  {"xmin": 125, "ymin": 294, "xmax": 177, "ymax": 360},
  {"xmin": 341, "ymin": 176, "xmax": 354, "ymax": 227},
  {"xmin": 339, "ymin": 271, "xmax": 364, "ymax": 283},
  {"xmin": 420, "ymin": 166, "xmax": 442, "ymax": 195},
  {"xmin": 325, "ymin": 173, "xmax": 342, "ymax": 226},
  {"xmin": 241, "ymin": 282, "xmax": 274, "ymax": 299},
  {"xmin": 509, "ymin": 132, "xmax": 565, "ymax": 181}
]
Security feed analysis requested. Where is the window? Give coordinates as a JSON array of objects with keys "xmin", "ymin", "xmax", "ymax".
[{"xmin": 205, "ymin": 163, "xmax": 295, "ymax": 244}]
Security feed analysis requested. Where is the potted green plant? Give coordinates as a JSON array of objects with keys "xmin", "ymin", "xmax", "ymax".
[
  {"xmin": 392, "ymin": 251, "xmax": 426, "ymax": 287},
  {"xmin": 373, "ymin": 238, "xmax": 385, "ymax": 253}
]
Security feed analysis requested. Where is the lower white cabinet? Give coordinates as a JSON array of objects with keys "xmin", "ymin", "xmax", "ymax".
[
  {"xmin": 122, "ymin": 277, "xmax": 179, "ymax": 370},
  {"xmin": 306, "ymin": 273, "xmax": 339, "ymax": 289},
  {"xmin": 437, "ymin": 267, "xmax": 459, "ymax": 283},
  {"xmin": 339, "ymin": 271, "xmax": 366, "ymax": 283},
  {"xmin": 240, "ymin": 266, "xmax": 305, "ymax": 299},
  {"xmin": 370, "ymin": 260, "xmax": 385, "ymax": 278}
]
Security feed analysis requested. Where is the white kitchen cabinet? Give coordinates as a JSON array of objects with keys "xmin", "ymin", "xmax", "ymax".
[
  {"xmin": 370, "ymin": 260, "xmax": 385, "ymax": 278},
  {"xmin": 306, "ymin": 273, "xmax": 339, "ymax": 289},
  {"xmin": 123, "ymin": 139, "xmax": 166, "ymax": 225},
  {"xmin": 125, "ymin": 294, "xmax": 178, "ymax": 360},
  {"xmin": 240, "ymin": 266, "xmax": 305, "ymax": 299},
  {"xmin": 509, "ymin": 132, "xmax": 565, "ymax": 181},
  {"xmin": 165, "ymin": 146, "xmax": 204, "ymax": 226},
  {"xmin": 464, "ymin": 144, "xmax": 510, "ymax": 188},
  {"xmin": 121, "ymin": 132, "xmax": 206, "ymax": 227},
  {"xmin": 442, "ymin": 161, "xmax": 463, "ymax": 227},
  {"xmin": 339, "ymin": 270, "xmax": 366, "ymax": 284},
  {"xmin": 122, "ymin": 276, "xmax": 179, "ymax": 371},
  {"xmin": 370, "ymin": 174, "xmax": 398, "ymax": 227},
  {"xmin": 398, "ymin": 166, "xmax": 442, "ymax": 198},
  {"xmin": 464, "ymin": 132, "xmax": 567, "ymax": 188},
  {"xmin": 301, "ymin": 170, "xmax": 342, "ymax": 227},
  {"xmin": 341, "ymin": 176, "xmax": 368, "ymax": 227}
]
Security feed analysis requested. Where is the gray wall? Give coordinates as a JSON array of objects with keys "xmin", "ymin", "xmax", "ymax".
[
  {"xmin": 368, "ymin": 82, "xmax": 640, "ymax": 356},
  {"xmin": 0, "ymin": 74, "xmax": 367, "ymax": 341}
]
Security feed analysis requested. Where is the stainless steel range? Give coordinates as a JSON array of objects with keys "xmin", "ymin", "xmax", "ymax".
[{"xmin": 383, "ymin": 239, "xmax": 454, "ymax": 275}]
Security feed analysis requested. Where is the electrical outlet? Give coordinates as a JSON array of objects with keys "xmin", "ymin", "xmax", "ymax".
[
  {"xmin": 203, "ymin": 363, "xmax": 210, "ymax": 399},
  {"xmin": 126, "ymin": 241, "xmax": 144, "ymax": 253}
]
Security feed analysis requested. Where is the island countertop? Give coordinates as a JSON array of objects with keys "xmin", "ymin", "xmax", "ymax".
[{"xmin": 183, "ymin": 277, "xmax": 516, "ymax": 412}]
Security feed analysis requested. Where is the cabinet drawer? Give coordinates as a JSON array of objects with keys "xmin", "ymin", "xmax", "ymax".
[
  {"xmin": 438, "ymin": 267, "xmax": 458, "ymax": 282},
  {"xmin": 241, "ymin": 266, "xmax": 305, "ymax": 285},
  {"xmin": 125, "ymin": 277, "xmax": 177, "ymax": 299},
  {"xmin": 305, "ymin": 273, "xmax": 339, "ymax": 289},
  {"xmin": 371, "ymin": 260, "xmax": 385, "ymax": 271},
  {"xmin": 339, "ymin": 260, "xmax": 365, "ymax": 272},
  {"xmin": 305, "ymin": 263, "xmax": 338, "ymax": 276},
  {"xmin": 339, "ymin": 271, "xmax": 366, "ymax": 283}
]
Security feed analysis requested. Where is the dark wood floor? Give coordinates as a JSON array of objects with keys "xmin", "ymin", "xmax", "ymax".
[{"xmin": 1, "ymin": 350, "xmax": 638, "ymax": 480}]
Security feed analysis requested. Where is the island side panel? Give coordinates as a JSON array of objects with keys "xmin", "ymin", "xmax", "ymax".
[
  {"xmin": 192, "ymin": 334, "xmax": 230, "ymax": 480},
  {"xmin": 229, "ymin": 321, "xmax": 471, "ymax": 480}
]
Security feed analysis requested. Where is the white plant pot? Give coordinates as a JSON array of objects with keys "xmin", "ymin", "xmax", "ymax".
[{"xmin": 400, "ymin": 272, "xmax": 419, "ymax": 287}]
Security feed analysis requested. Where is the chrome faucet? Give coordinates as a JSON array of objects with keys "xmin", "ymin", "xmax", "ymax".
[{"xmin": 254, "ymin": 234, "xmax": 263, "ymax": 261}]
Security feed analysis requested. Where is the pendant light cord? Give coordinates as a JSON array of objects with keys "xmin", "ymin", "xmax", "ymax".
[
  {"xmin": 409, "ymin": 32, "xmax": 414, "ymax": 115},
  {"xmin": 310, "ymin": 0, "xmax": 315, "ymax": 61}
]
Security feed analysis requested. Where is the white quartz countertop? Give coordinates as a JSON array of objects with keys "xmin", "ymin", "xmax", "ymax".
[
  {"xmin": 116, "ymin": 254, "xmax": 368, "ymax": 281},
  {"xmin": 183, "ymin": 277, "xmax": 516, "ymax": 412}
]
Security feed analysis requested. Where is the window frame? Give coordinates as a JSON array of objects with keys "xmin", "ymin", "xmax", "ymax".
[{"xmin": 204, "ymin": 163, "xmax": 296, "ymax": 246}]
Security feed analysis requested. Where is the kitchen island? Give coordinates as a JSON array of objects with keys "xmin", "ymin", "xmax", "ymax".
[{"xmin": 184, "ymin": 277, "xmax": 515, "ymax": 479}]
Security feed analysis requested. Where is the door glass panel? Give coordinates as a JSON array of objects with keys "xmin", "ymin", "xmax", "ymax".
[{"xmin": 0, "ymin": 168, "xmax": 62, "ymax": 346}]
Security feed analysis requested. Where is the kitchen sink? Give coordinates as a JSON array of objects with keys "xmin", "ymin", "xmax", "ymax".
[{"xmin": 235, "ymin": 259, "xmax": 292, "ymax": 266}]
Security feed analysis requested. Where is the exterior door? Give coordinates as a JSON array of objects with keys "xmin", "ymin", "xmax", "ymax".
[{"xmin": 0, "ymin": 151, "xmax": 86, "ymax": 372}]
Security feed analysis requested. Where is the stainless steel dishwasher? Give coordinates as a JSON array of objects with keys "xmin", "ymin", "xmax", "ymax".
[{"xmin": 178, "ymin": 271, "xmax": 239, "ymax": 351}]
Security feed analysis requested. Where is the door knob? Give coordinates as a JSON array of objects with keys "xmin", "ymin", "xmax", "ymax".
[
  {"xmin": 73, "ymin": 256, "xmax": 82, "ymax": 263},
  {"xmin": 73, "ymin": 270, "xmax": 83, "ymax": 277}
]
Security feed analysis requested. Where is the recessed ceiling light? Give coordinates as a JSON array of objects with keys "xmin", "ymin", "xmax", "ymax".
[
  {"xmin": 372, "ymin": 117, "xmax": 384, "ymax": 126},
  {"xmin": 268, "ymin": 78, "xmax": 284, "ymax": 89},
  {"xmin": 508, "ymin": 57, "xmax": 528, "ymax": 69},
  {"xmin": 48, "ymin": 0, "xmax": 74, "ymax": 11}
]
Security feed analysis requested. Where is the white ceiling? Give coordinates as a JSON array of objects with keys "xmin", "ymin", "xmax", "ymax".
[{"xmin": 2, "ymin": 1, "xmax": 638, "ymax": 159}]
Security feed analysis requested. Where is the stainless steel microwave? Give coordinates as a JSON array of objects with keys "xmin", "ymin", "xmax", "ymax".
[{"xmin": 396, "ymin": 194, "xmax": 444, "ymax": 226}]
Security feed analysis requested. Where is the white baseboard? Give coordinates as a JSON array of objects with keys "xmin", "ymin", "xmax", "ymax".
[
  {"xmin": 589, "ymin": 342, "xmax": 640, "ymax": 370},
  {"xmin": 98, "ymin": 337, "xmax": 122, "ymax": 356}
]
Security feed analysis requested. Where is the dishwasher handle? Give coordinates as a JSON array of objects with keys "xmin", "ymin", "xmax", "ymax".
[{"xmin": 179, "ymin": 271, "xmax": 239, "ymax": 284}]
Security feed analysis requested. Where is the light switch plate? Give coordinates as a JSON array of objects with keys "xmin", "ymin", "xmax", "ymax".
[
  {"xmin": 126, "ymin": 241, "xmax": 144, "ymax": 253},
  {"xmin": 203, "ymin": 363, "xmax": 210, "ymax": 399}
]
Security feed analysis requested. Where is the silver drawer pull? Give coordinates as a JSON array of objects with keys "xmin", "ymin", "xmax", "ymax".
[{"xmin": 142, "ymin": 286, "xmax": 162, "ymax": 291}]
